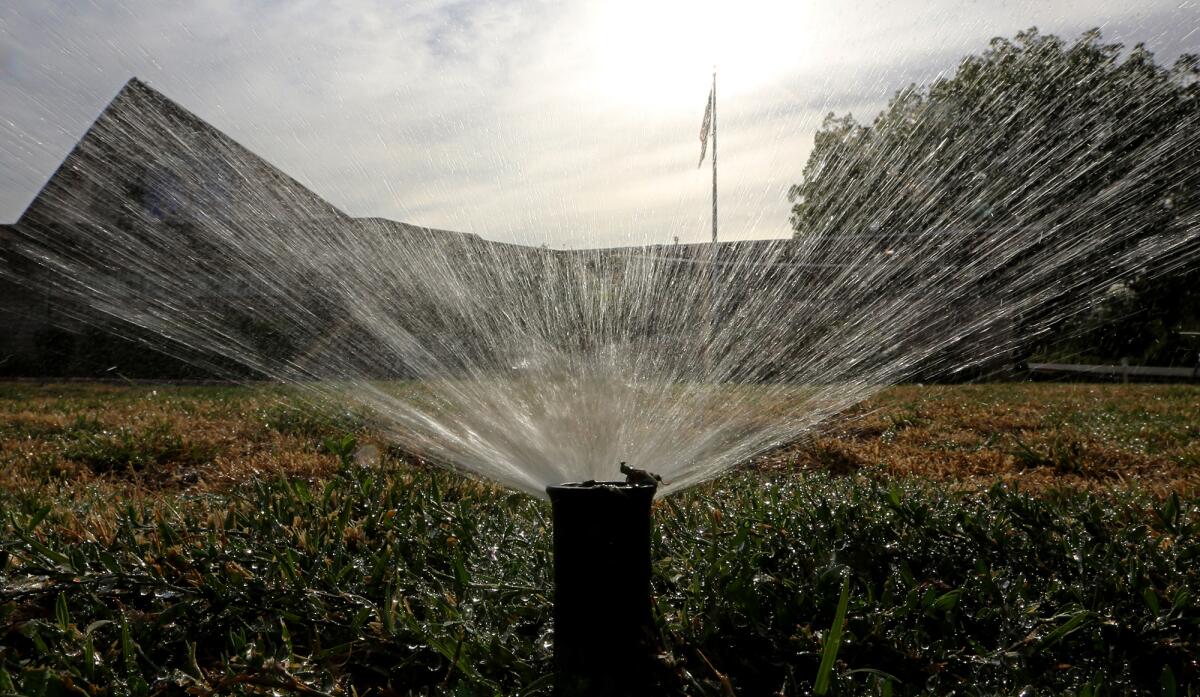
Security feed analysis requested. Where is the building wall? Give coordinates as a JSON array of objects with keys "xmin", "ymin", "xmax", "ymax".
[{"xmin": 0, "ymin": 277, "xmax": 48, "ymax": 365}]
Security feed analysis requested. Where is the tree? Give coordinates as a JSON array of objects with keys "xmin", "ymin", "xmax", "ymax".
[{"xmin": 789, "ymin": 28, "xmax": 1200, "ymax": 364}]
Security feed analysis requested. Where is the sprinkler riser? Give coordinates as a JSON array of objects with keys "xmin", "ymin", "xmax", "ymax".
[{"xmin": 546, "ymin": 481, "xmax": 658, "ymax": 697}]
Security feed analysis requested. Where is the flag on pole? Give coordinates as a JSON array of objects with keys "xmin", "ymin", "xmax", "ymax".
[{"xmin": 698, "ymin": 87, "xmax": 713, "ymax": 168}]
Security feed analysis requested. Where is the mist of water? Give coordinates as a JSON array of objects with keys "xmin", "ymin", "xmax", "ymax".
[{"xmin": 2, "ymin": 33, "xmax": 1198, "ymax": 497}]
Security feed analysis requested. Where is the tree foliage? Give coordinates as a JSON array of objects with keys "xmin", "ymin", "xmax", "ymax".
[
  {"xmin": 789, "ymin": 29, "xmax": 1200, "ymax": 363},
  {"xmin": 791, "ymin": 28, "xmax": 1197, "ymax": 238}
]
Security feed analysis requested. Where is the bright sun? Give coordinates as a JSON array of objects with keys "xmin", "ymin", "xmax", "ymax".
[{"xmin": 583, "ymin": 0, "xmax": 813, "ymax": 109}]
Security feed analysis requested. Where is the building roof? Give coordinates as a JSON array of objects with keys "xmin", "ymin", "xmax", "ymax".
[
  {"xmin": 12, "ymin": 77, "xmax": 795, "ymax": 260},
  {"xmin": 18, "ymin": 78, "xmax": 347, "ymax": 228}
]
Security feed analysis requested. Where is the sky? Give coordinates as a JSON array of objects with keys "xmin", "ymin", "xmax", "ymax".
[{"xmin": 1, "ymin": 0, "xmax": 1197, "ymax": 248}]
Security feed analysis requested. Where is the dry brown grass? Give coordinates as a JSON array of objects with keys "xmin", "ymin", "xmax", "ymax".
[
  {"xmin": 760, "ymin": 383, "xmax": 1200, "ymax": 496},
  {"xmin": 0, "ymin": 383, "xmax": 345, "ymax": 502},
  {"xmin": 0, "ymin": 381, "xmax": 1197, "ymax": 503}
]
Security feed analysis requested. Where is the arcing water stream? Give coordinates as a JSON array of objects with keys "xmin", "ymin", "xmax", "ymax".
[{"xmin": 2, "ymin": 27, "xmax": 1198, "ymax": 497}]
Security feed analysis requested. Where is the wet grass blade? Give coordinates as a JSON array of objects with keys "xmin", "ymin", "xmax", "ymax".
[
  {"xmin": 1033, "ymin": 610, "xmax": 1092, "ymax": 653},
  {"xmin": 814, "ymin": 575, "xmax": 851, "ymax": 696}
]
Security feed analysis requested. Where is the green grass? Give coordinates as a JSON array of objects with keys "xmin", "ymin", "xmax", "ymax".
[
  {"xmin": 1, "ymin": 453, "xmax": 1197, "ymax": 695},
  {"xmin": 0, "ymin": 382, "xmax": 1198, "ymax": 694}
]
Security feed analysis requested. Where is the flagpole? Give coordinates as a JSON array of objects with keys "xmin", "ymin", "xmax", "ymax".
[
  {"xmin": 711, "ymin": 69, "xmax": 718, "ymax": 244},
  {"xmin": 695, "ymin": 68, "xmax": 719, "ymax": 376},
  {"xmin": 707, "ymin": 69, "xmax": 718, "ymax": 378}
]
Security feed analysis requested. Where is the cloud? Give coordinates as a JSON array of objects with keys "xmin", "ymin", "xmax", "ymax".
[{"xmin": 1, "ymin": 0, "xmax": 1197, "ymax": 247}]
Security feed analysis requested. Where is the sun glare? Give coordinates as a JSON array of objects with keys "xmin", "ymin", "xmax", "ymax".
[{"xmin": 584, "ymin": 0, "xmax": 811, "ymax": 109}]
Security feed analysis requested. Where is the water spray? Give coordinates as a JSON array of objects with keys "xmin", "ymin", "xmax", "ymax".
[{"xmin": 546, "ymin": 472, "xmax": 659, "ymax": 696}]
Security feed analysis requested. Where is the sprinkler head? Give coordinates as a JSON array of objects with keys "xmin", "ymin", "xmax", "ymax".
[{"xmin": 546, "ymin": 481, "xmax": 659, "ymax": 697}]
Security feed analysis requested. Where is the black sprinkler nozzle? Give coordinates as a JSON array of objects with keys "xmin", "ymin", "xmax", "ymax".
[{"xmin": 546, "ymin": 480, "xmax": 659, "ymax": 697}]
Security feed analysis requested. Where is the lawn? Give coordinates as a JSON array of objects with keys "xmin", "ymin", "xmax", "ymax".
[{"xmin": 0, "ymin": 382, "xmax": 1197, "ymax": 695}]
